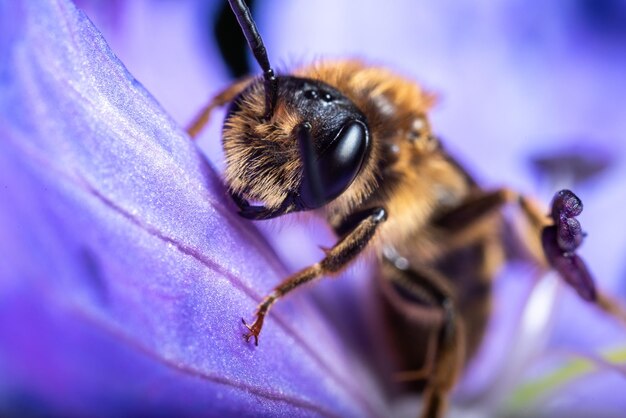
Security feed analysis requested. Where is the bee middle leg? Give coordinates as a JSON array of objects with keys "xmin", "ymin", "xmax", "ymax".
[
  {"xmin": 433, "ymin": 188, "xmax": 546, "ymax": 248},
  {"xmin": 242, "ymin": 207, "xmax": 387, "ymax": 345}
]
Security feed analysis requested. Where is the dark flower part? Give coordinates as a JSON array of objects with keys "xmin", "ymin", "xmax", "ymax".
[
  {"xmin": 550, "ymin": 189, "xmax": 585, "ymax": 253},
  {"xmin": 557, "ymin": 217, "xmax": 584, "ymax": 253},
  {"xmin": 0, "ymin": 1, "xmax": 389, "ymax": 417},
  {"xmin": 529, "ymin": 144, "xmax": 615, "ymax": 187},
  {"xmin": 542, "ymin": 226, "xmax": 596, "ymax": 302},
  {"xmin": 542, "ymin": 225, "xmax": 596, "ymax": 303},
  {"xmin": 551, "ymin": 190, "xmax": 585, "ymax": 253},
  {"xmin": 542, "ymin": 190, "xmax": 595, "ymax": 301},
  {"xmin": 551, "ymin": 189, "xmax": 584, "ymax": 221}
]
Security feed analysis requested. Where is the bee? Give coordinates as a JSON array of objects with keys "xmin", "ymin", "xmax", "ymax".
[{"xmin": 188, "ymin": 1, "xmax": 626, "ymax": 416}]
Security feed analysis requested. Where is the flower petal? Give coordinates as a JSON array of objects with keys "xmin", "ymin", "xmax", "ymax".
[{"xmin": 0, "ymin": 1, "xmax": 389, "ymax": 416}]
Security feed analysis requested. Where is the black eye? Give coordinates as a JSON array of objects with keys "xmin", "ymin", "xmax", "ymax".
[{"xmin": 298, "ymin": 120, "xmax": 370, "ymax": 209}]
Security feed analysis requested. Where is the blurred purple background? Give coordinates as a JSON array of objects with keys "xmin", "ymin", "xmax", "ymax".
[{"xmin": 2, "ymin": 0, "xmax": 626, "ymax": 416}]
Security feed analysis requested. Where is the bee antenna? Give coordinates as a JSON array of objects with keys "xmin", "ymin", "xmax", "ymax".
[{"xmin": 228, "ymin": 0, "xmax": 278, "ymax": 121}]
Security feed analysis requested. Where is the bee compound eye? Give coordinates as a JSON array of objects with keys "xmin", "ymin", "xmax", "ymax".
[
  {"xmin": 319, "ymin": 121, "xmax": 369, "ymax": 185},
  {"xmin": 299, "ymin": 120, "xmax": 371, "ymax": 209}
]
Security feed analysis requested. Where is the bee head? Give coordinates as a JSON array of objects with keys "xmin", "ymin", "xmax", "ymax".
[{"xmin": 222, "ymin": 76, "xmax": 371, "ymax": 219}]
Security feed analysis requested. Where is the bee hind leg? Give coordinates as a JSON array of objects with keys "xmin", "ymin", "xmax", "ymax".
[
  {"xmin": 382, "ymin": 260, "xmax": 465, "ymax": 418},
  {"xmin": 419, "ymin": 298, "xmax": 464, "ymax": 418}
]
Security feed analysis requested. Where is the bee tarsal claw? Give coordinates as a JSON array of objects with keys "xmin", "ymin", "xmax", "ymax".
[{"xmin": 241, "ymin": 317, "xmax": 263, "ymax": 346}]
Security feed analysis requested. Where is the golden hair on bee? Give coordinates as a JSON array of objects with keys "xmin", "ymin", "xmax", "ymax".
[
  {"xmin": 222, "ymin": 79, "xmax": 303, "ymax": 209},
  {"xmin": 187, "ymin": 1, "xmax": 626, "ymax": 417}
]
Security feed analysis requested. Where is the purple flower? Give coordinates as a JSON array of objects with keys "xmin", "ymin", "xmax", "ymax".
[
  {"xmin": 2, "ymin": 0, "xmax": 626, "ymax": 417},
  {"xmin": 0, "ymin": 1, "xmax": 390, "ymax": 417}
]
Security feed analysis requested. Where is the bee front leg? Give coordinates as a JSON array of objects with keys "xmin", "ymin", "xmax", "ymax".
[{"xmin": 242, "ymin": 207, "xmax": 387, "ymax": 345}]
